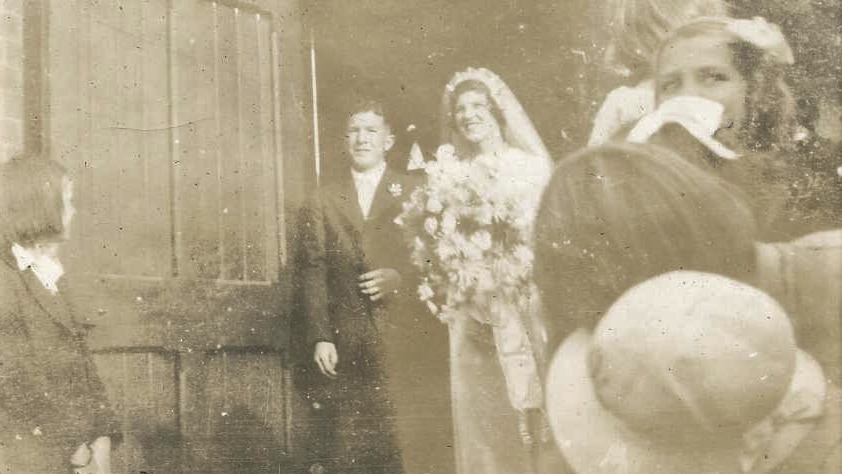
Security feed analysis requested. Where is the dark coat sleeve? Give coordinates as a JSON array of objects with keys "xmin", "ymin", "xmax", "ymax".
[
  {"xmin": 0, "ymin": 277, "xmax": 59, "ymax": 428},
  {"xmin": 0, "ymin": 265, "xmax": 120, "ymax": 459},
  {"xmin": 297, "ymin": 192, "xmax": 333, "ymax": 348}
]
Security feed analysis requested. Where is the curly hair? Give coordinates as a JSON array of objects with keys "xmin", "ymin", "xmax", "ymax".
[
  {"xmin": 656, "ymin": 17, "xmax": 798, "ymax": 152},
  {"xmin": 729, "ymin": 40, "xmax": 798, "ymax": 153}
]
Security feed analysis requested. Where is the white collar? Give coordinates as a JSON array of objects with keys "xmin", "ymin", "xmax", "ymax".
[
  {"xmin": 351, "ymin": 161, "xmax": 387, "ymax": 183},
  {"xmin": 11, "ymin": 242, "xmax": 64, "ymax": 295}
]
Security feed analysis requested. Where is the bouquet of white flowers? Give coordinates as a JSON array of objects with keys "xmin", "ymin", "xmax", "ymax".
[{"xmin": 396, "ymin": 144, "xmax": 544, "ymax": 325}]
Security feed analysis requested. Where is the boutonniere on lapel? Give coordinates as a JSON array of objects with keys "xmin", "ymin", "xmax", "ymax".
[{"xmin": 388, "ymin": 183, "xmax": 403, "ymax": 197}]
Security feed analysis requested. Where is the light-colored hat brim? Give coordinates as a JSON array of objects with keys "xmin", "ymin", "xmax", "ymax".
[
  {"xmin": 546, "ymin": 329, "xmax": 745, "ymax": 474},
  {"xmin": 547, "ymin": 329, "xmax": 825, "ymax": 474}
]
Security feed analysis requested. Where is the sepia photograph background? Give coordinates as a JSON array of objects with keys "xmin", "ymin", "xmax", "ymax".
[{"xmin": 0, "ymin": 0, "xmax": 839, "ymax": 472}]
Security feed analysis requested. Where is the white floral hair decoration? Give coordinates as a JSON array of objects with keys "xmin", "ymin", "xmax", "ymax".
[
  {"xmin": 726, "ymin": 17, "xmax": 794, "ymax": 65},
  {"xmin": 444, "ymin": 67, "xmax": 512, "ymax": 117},
  {"xmin": 445, "ymin": 67, "xmax": 507, "ymax": 97}
]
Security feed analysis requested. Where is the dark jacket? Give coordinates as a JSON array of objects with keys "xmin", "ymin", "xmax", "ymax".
[
  {"xmin": 0, "ymin": 247, "xmax": 120, "ymax": 471},
  {"xmin": 298, "ymin": 165, "xmax": 422, "ymax": 356},
  {"xmin": 296, "ymin": 165, "xmax": 423, "ymax": 473}
]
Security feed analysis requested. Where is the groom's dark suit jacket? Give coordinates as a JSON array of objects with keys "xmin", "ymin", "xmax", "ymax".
[
  {"xmin": 298, "ymin": 164, "xmax": 422, "ymax": 377},
  {"xmin": 296, "ymin": 164, "xmax": 454, "ymax": 473}
]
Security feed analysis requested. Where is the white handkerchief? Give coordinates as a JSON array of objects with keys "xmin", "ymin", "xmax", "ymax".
[{"xmin": 627, "ymin": 95, "xmax": 740, "ymax": 160}]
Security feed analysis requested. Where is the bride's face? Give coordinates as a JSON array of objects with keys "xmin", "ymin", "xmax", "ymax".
[{"xmin": 454, "ymin": 90, "xmax": 502, "ymax": 145}]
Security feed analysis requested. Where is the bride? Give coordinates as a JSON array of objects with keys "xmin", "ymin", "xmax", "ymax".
[{"xmin": 398, "ymin": 67, "xmax": 553, "ymax": 473}]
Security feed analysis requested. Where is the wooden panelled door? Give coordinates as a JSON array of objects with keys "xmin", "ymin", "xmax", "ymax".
[{"xmin": 46, "ymin": 0, "xmax": 312, "ymax": 472}]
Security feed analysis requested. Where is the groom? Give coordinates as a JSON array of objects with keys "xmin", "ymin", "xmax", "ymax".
[{"xmin": 298, "ymin": 97, "xmax": 422, "ymax": 473}]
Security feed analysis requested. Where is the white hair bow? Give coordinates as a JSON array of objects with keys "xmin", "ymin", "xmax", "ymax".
[{"xmin": 727, "ymin": 17, "xmax": 795, "ymax": 65}]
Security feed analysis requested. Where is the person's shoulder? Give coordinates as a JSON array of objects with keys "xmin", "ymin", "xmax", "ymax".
[
  {"xmin": 305, "ymin": 176, "xmax": 346, "ymax": 202},
  {"xmin": 318, "ymin": 171, "xmax": 350, "ymax": 191},
  {"xmin": 0, "ymin": 256, "xmax": 21, "ymax": 307},
  {"xmin": 297, "ymin": 182, "xmax": 331, "ymax": 221},
  {"xmin": 504, "ymin": 146, "xmax": 540, "ymax": 163},
  {"xmin": 0, "ymin": 252, "xmax": 18, "ymax": 282}
]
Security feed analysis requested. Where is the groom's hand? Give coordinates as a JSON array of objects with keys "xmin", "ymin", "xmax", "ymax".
[
  {"xmin": 359, "ymin": 268, "xmax": 401, "ymax": 301},
  {"xmin": 314, "ymin": 342, "xmax": 338, "ymax": 377}
]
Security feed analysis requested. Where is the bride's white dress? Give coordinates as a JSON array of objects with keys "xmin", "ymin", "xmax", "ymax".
[
  {"xmin": 446, "ymin": 147, "xmax": 551, "ymax": 474},
  {"xmin": 451, "ymin": 316, "xmax": 530, "ymax": 472},
  {"xmin": 415, "ymin": 67, "xmax": 554, "ymax": 474}
]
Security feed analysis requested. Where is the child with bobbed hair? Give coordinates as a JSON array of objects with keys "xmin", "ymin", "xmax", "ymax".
[{"xmin": 0, "ymin": 154, "xmax": 120, "ymax": 473}]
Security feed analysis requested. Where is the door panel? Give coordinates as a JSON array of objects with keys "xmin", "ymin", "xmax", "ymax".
[
  {"xmin": 180, "ymin": 351, "xmax": 288, "ymax": 472},
  {"xmin": 81, "ymin": 0, "xmax": 173, "ymax": 277},
  {"xmin": 170, "ymin": 0, "xmax": 222, "ymax": 279},
  {"xmin": 93, "ymin": 351, "xmax": 180, "ymax": 473},
  {"xmin": 47, "ymin": 0, "xmax": 312, "ymax": 471},
  {"xmin": 171, "ymin": 0, "xmax": 280, "ymax": 282}
]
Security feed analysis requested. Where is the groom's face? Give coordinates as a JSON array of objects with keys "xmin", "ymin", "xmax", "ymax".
[{"xmin": 345, "ymin": 111, "xmax": 394, "ymax": 172}]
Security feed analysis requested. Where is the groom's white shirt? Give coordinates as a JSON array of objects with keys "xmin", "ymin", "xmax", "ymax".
[{"xmin": 351, "ymin": 161, "xmax": 387, "ymax": 220}]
